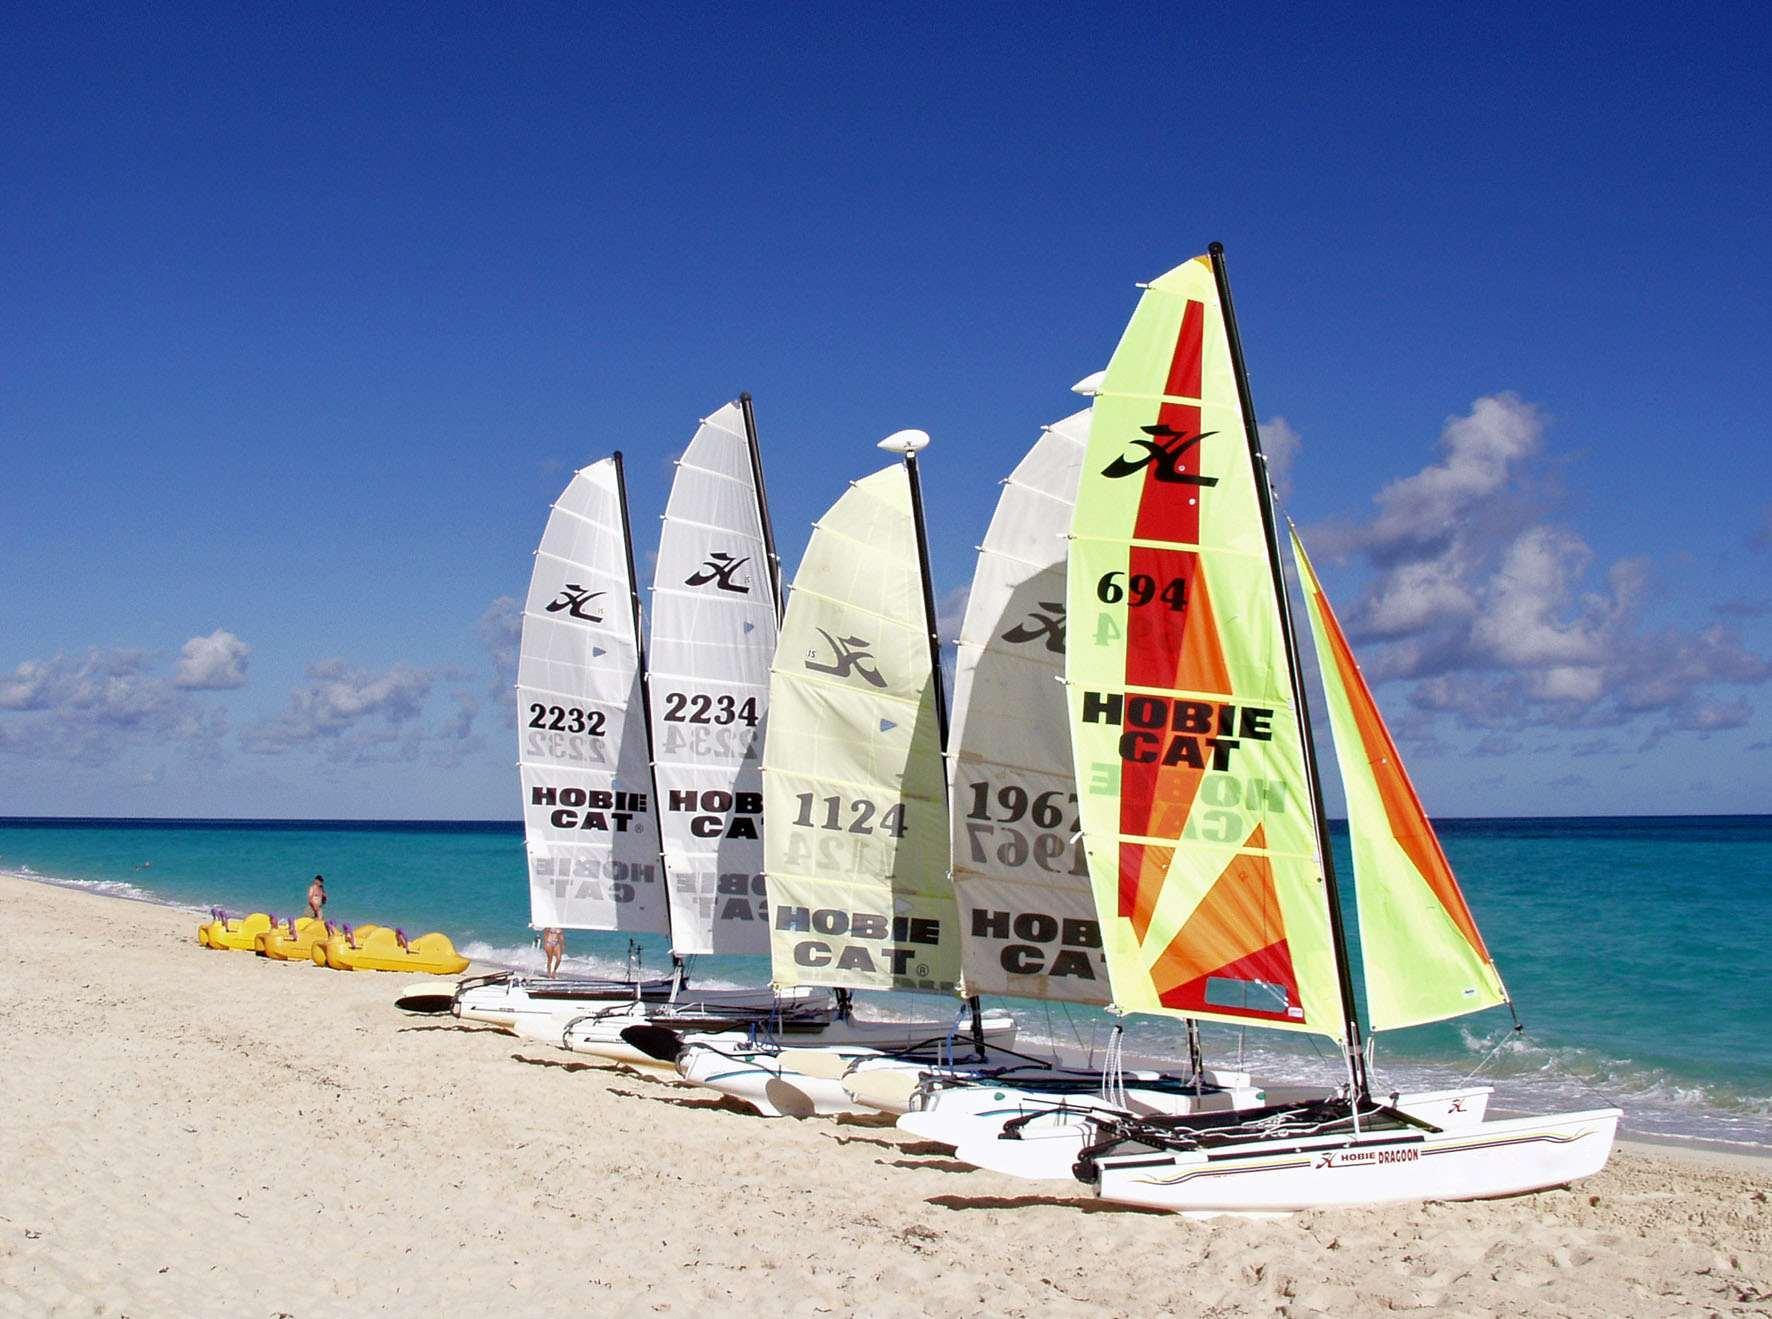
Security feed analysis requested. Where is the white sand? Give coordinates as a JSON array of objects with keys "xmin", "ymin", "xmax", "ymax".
[{"xmin": 1, "ymin": 875, "xmax": 1767, "ymax": 1317}]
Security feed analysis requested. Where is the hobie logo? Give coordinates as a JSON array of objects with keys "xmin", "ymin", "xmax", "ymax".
[
  {"xmin": 1316, "ymin": 1147, "xmax": 1419, "ymax": 1169},
  {"xmin": 1001, "ymin": 601, "xmax": 1065, "ymax": 653},
  {"xmin": 805, "ymin": 628, "xmax": 886, "ymax": 688},
  {"xmin": 546, "ymin": 585, "xmax": 606, "ymax": 622},
  {"xmin": 685, "ymin": 551, "xmax": 752, "ymax": 594},
  {"xmin": 1102, "ymin": 424, "xmax": 1220, "ymax": 486}
]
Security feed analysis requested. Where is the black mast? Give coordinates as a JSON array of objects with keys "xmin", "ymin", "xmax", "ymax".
[
  {"xmin": 740, "ymin": 392, "xmax": 809, "ymax": 1012},
  {"xmin": 900, "ymin": 440, "xmax": 982, "ymax": 1051},
  {"xmin": 1206, "ymin": 242, "xmax": 1367, "ymax": 1095},
  {"xmin": 612, "ymin": 451, "xmax": 681, "ymax": 978},
  {"xmin": 738, "ymin": 393, "xmax": 785, "ymax": 625}
]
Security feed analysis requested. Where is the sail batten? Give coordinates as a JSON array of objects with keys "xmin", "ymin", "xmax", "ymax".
[
  {"xmin": 646, "ymin": 401, "xmax": 781, "ymax": 957},
  {"xmin": 949, "ymin": 409, "xmax": 1106, "ymax": 1005},
  {"xmin": 517, "ymin": 458, "xmax": 670, "ymax": 934},
  {"xmin": 1291, "ymin": 528, "xmax": 1509, "ymax": 1031},
  {"xmin": 1066, "ymin": 255, "xmax": 1345, "ymax": 1040}
]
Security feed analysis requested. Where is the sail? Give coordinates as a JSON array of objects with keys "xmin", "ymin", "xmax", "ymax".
[
  {"xmin": 517, "ymin": 458, "xmax": 668, "ymax": 933},
  {"xmin": 950, "ymin": 409, "xmax": 1106, "ymax": 1003},
  {"xmin": 764, "ymin": 466, "xmax": 958, "ymax": 994},
  {"xmin": 1290, "ymin": 528, "xmax": 1509, "ymax": 1031},
  {"xmin": 648, "ymin": 403, "xmax": 779, "ymax": 955},
  {"xmin": 1066, "ymin": 255, "xmax": 1345, "ymax": 1039}
]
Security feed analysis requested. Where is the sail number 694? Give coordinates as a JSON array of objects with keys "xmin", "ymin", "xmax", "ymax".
[{"xmin": 1096, "ymin": 571, "xmax": 1186, "ymax": 611}]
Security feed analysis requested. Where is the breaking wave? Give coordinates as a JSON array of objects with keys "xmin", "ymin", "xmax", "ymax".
[{"xmin": 0, "ymin": 864, "xmax": 195, "ymax": 912}]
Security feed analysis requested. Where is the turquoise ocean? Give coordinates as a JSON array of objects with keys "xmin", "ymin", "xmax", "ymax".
[{"xmin": 3, "ymin": 814, "xmax": 1767, "ymax": 1151}]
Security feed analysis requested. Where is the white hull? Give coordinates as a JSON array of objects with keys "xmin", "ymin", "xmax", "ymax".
[
  {"xmin": 917, "ymin": 1085, "xmax": 1493, "ymax": 1183},
  {"xmin": 1088, "ymin": 1106, "xmax": 1619, "ymax": 1215},
  {"xmin": 672, "ymin": 1012, "xmax": 1018, "ymax": 1117},
  {"xmin": 451, "ymin": 975, "xmax": 669, "ymax": 1033},
  {"xmin": 677, "ymin": 1042, "xmax": 885, "ymax": 1117},
  {"xmin": 555, "ymin": 988, "xmax": 834, "ymax": 1066},
  {"xmin": 852, "ymin": 1061, "xmax": 1260, "ymax": 1119}
]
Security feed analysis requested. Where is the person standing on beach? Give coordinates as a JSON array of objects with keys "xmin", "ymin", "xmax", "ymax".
[
  {"xmin": 541, "ymin": 926, "xmax": 564, "ymax": 977},
  {"xmin": 307, "ymin": 875, "xmax": 326, "ymax": 920}
]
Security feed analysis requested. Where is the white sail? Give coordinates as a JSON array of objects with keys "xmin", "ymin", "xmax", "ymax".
[
  {"xmin": 764, "ymin": 465, "xmax": 959, "ymax": 995},
  {"xmin": 950, "ymin": 409, "xmax": 1106, "ymax": 1003},
  {"xmin": 649, "ymin": 402, "xmax": 780, "ymax": 956},
  {"xmin": 517, "ymin": 458, "xmax": 669, "ymax": 933}
]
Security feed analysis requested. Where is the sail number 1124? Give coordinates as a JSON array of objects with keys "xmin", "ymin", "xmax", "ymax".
[{"xmin": 792, "ymin": 793, "xmax": 908, "ymax": 837}]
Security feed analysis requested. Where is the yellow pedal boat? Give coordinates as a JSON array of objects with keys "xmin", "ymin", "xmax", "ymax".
[
  {"xmin": 198, "ymin": 910, "xmax": 274, "ymax": 951},
  {"xmin": 314, "ymin": 925, "xmax": 468, "ymax": 975},
  {"xmin": 255, "ymin": 916, "xmax": 329, "ymax": 959},
  {"xmin": 310, "ymin": 923, "xmax": 383, "ymax": 968}
]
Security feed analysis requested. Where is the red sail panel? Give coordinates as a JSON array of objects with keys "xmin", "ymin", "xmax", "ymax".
[{"xmin": 1112, "ymin": 305, "xmax": 1235, "ymax": 941}]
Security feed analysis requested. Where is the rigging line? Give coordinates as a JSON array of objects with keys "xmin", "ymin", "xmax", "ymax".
[{"xmin": 1457, "ymin": 1024, "xmax": 1522, "ymax": 1086}]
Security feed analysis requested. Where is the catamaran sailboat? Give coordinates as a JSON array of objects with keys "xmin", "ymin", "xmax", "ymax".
[
  {"xmin": 1038, "ymin": 246, "xmax": 1618, "ymax": 1213},
  {"xmin": 456, "ymin": 403, "xmax": 807, "ymax": 1040},
  {"xmin": 822, "ymin": 398, "xmax": 1263, "ymax": 1127},
  {"xmin": 550, "ymin": 398, "xmax": 855, "ymax": 1059},
  {"xmin": 652, "ymin": 430, "xmax": 1018, "ymax": 1113},
  {"xmin": 824, "ymin": 399, "xmax": 1468, "ymax": 1153}
]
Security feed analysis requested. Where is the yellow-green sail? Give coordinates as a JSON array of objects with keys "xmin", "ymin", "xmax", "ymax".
[
  {"xmin": 764, "ymin": 466, "xmax": 959, "ymax": 994},
  {"xmin": 1291, "ymin": 528, "xmax": 1510, "ymax": 1031},
  {"xmin": 1066, "ymin": 254, "xmax": 1346, "ymax": 1040}
]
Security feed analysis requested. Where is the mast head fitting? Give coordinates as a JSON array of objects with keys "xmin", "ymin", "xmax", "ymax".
[{"xmin": 876, "ymin": 428, "xmax": 931, "ymax": 455}]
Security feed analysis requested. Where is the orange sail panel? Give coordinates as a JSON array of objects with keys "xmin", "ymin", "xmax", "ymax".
[
  {"xmin": 1291, "ymin": 528, "xmax": 1508, "ymax": 1031},
  {"xmin": 1065, "ymin": 256, "xmax": 1345, "ymax": 1040}
]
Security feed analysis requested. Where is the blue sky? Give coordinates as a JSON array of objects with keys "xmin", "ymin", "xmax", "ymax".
[{"xmin": 2, "ymin": 3, "xmax": 1767, "ymax": 818}]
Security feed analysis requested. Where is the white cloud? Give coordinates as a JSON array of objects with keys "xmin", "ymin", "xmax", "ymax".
[
  {"xmin": 1261, "ymin": 416, "xmax": 1302, "ymax": 503},
  {"xmin": 0, "ymin": 648, "xmax": 226, "ymax": 762},
  {"xmin": 479, "ymin": 595, "xmax": 522, "ymax": 699},
  {"xmin": 173, "ymin": 629, "xmax": 251, "ymax": 690},
  {"xmin": 1360, "ymin": 393, "xmax": 1543, "ymax": 565},
  {"xmin": 935, "ymin": 585, "xmax": 970, "ymax": 644},
  {"xmin": 243, "ymin": 660, "xmax": 432, "ymax": 755},
  {"xmin": 1693, "ymin": 699, "xmax": 1751, "ymax": 731},
  {"xmin": 240, "ymin": 660, "xmax": 485, "ymax": 766},
  {"xmin": 1305, "ymin": 394, "xmax": 1769, "ymax": 738}
]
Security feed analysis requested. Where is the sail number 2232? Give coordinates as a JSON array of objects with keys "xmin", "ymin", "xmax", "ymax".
[{"xmin": 527, "ymin": 704, "xmax": 607, "ymax": 735}]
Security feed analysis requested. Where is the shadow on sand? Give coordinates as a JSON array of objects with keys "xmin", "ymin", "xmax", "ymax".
[
  {"xmin": 925, "ymin": 1192, "xmax": 1166, "ymax": 1216},
  {"xmin": 881, "ymin": 1157, "xmax": 978, "ymax": 1174},
  {"xmin": 607, "ymin": 1085, "xmax": 759, "ymax": 1115},
  {"xmin": 510, "ymin": 1052, "xmax": 608, "ymax": 1075},
  {"xmin": 824, "ymin": 1133, "xmax": 952, "ymax": 1158}
]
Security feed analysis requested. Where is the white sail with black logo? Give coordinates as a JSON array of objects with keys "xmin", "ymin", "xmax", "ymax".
[
  {"xmin": 649, "ymin": 400, "xmax": 782, "ymax": 956},
  {"xmin": 950, "ymin": 408, "xmax": 1106, "ymax": 1003},
  {"xmin": 764, "ymin": 462, "xmax": 960, "ymax": 995},
  {"xmin": 518, "ymin": 458, "xmax": 669, "ymax": 933}
]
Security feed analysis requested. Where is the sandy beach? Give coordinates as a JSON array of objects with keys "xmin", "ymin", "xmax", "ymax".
[{"xmin": 1, "ymin": 875, "xmax": 1766, "ymax": 1318}]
